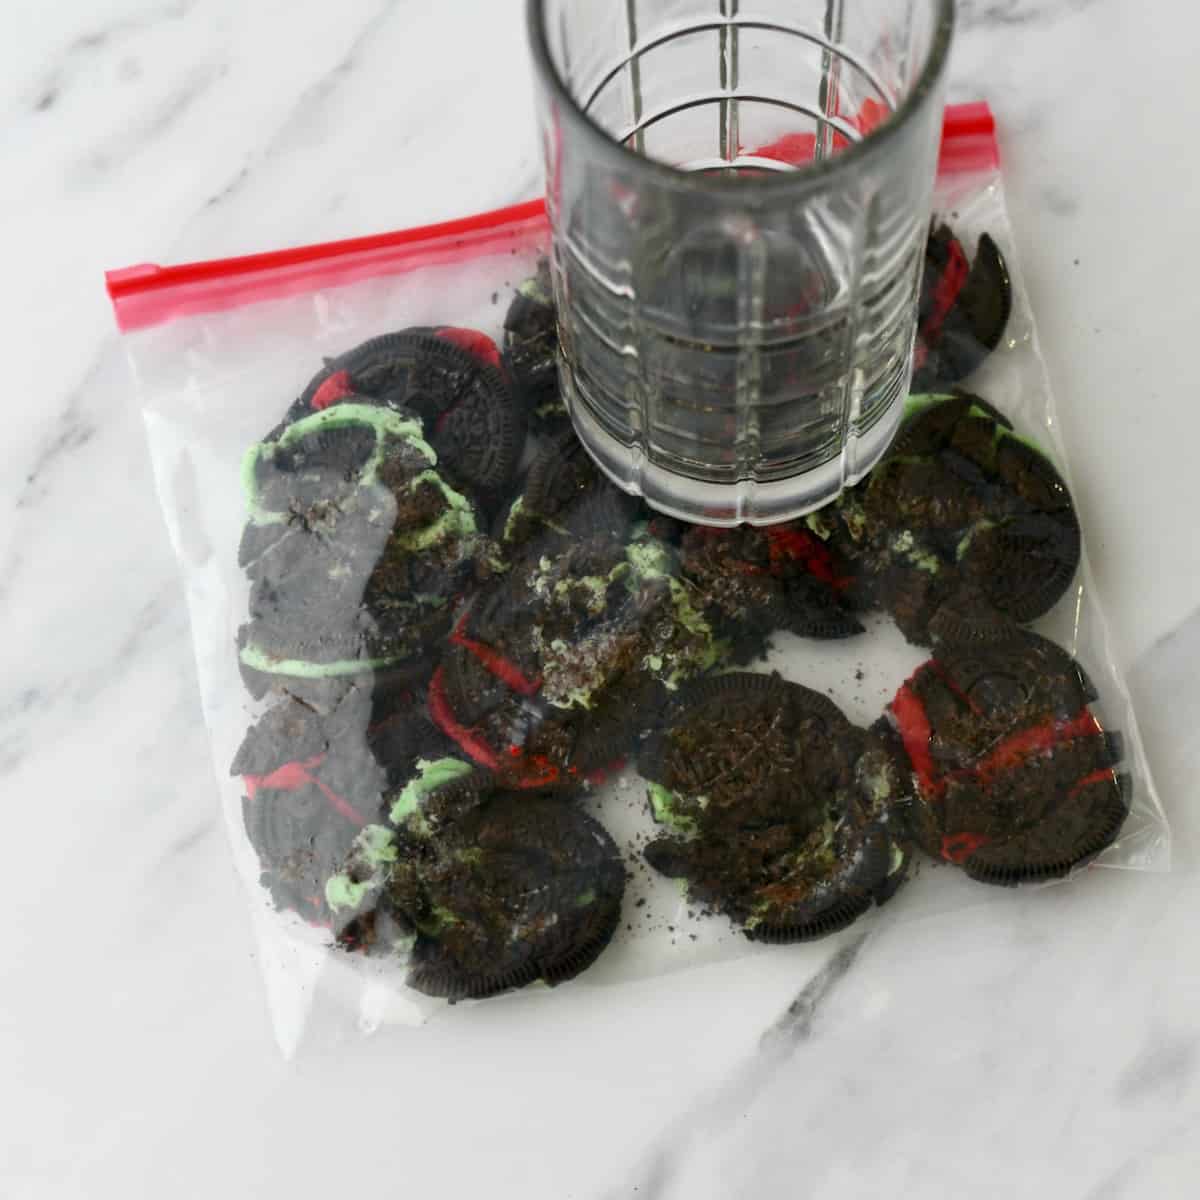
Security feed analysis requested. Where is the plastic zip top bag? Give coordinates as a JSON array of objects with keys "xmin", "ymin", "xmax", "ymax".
[{"xmin": 107, "ymin": 102, "xmax": 1168, "ymax": 1053}]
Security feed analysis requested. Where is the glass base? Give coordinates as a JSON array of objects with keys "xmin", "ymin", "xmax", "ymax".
[{"xmin": 565, "ymin": 383, "xmax": 906, "ymax": 527}]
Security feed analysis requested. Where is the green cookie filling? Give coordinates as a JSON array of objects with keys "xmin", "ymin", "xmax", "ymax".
[
  {"xmin": 504, "ymin": 497, "xmax": 569, "ymax": 546},
  {"xmin": 356, "ymin": 824, "xmax": 400, "ymax": 867},
  {"xmin": 955, "ymin": 518, "xmax": 996, "ymax": 562},
  {"xmin": 518, "ymin": 272, "xmax": 553, "ymax": 305},
  {"xmin": 324, "ymin": 824, "xmax": 400, "ymax": 913},
  {"xmin": 805, "ymin": 507, "xmax": 835, "ymax": 542},
  {"xmin": 239, "ymin": 642, "xmax": 402, "ymax": 678},
  {"xmin": 501, "ymin": 496, "xmax": 527, "ymax": 542},
  {"xmin": 647, "ymin": 782, "xmax": 701, "ymax": 836},
  {"xmin": 626, "ymin": 539, "xmax": 724, "ymax": 689},
  {"xmin": 325, "ymin": 874, "xmax": 371, "ymax": 913},
  {"xmin": 425, "ymin": 903, "xmax": 463, "ymax": 933},
  {"xmin": 242, "ymin": 403, "xmax": 436, "ymax": 525},
  {"xmin": 889, "ymin": 529, "xmax": 941, "ymax": 575},
  {"xmin": 741, "ymin": 818, "xmax": 842, "ymax": 929},
  {"xmin": 624, "ymin": 537, "xmax": 671, "ymax": 581},
  {"xmin": 532, "ymin": 625, "xmax": 622, "ymax": 710},
  {"xmin": 530, "ymin": 534, "xmax": 724, "ymax": 709},
  {"xmin": 390, "ymin": 471, "xmax": 477, "ymax": 552},
  {"xmin": 389, "ymin": 758, "xmax": 474, "ymax": 828}
]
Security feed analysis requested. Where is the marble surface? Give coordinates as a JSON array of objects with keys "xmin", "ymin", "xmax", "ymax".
[{"xmin": 5, "ymin": 1, "xmax": 1199, "ymax": 1196}]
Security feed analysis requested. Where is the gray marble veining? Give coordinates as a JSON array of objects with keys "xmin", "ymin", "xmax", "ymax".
[
  {"xmin": 956, "ymin": 0, "xmax": 1102, "ymax": 30},
  {"xmin": 3, "ymin": 1, "xmax": 1197, "ymax": 1197}
]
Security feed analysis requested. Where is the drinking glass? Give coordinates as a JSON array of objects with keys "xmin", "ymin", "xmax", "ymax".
[{"xmin": 527, "ymin": 0, "xmax": 955, "ymax": 523}]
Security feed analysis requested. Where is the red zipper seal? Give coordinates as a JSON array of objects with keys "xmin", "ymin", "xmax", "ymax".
[
  {"xmin": 105, "ymin": 198, "xmax": 549, "ymax": 333},
  {"xmin": 105, "ymin": 104, "xmax": 999, "ymax": 333},
  {"xmin": 937, "ymin": 101, "xmax": 1000, "ymax": 175}
]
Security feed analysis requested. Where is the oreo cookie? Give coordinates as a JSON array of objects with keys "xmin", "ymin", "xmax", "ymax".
[
  {"xmin": 430, "ymin": 532, "xmax": 725, "ymax": 787},
  {"xmin": 812, "ymin": 394, "xmax": 1081, "ymax": 644},
  {"xmin": 383, "ymin": 760, "xmax": 495, "ymax": 839},
  {"xmin": 503, "ymin": 261, "xmax": 568, "ymax": 432},
  {"xmin": 236, "ymin": 619, "xmax": 440, "ymax": 715},
  {"xmin": 240, "ymin": 405, "xmax": 432, "ymax": 598},
  {"xmin": 412, "ymin": 326, "xmax": 506, "ymax": 374},
  {"xmin": 431, "ymin": 638, "xmax": 598, "ymax": 792},
  {"xmin": 886, "ymin": 629, "xmax": 1129, "ymax": 884},
  {"xmin": 239, "ymin": 413, "xmax": 425, "ymax": 634},
  {"xmin": 678, "ymin": 522, "xmax": 862, "ymax": 657},
  {"xmin": 638, "ymin": 672, "xmax": 902, "ymax": 942},
  {"xmin": 240, "ymin": 728, "xmax": 387, "ymax": 920},
  {"xmin": 242, "ymin": 780, "xmax": 361, "ymax": 919},
  {"xmin": 294, "ymin": 330, "xmax": 524, "ymax": 501},
  {"xmin": 238, "ymin": 404, "xmax": 493, "ymax": 708},
  {"xmin": 365, "ymin": 708, "xmax": 455, "ymax": 788},
  {"xmin": 231, "ymin": 696, "xmax": 330, "ymax": 778},
  {"xmin": 866, "ymin": 715, "xmax": 920, "ymax": 905},
  {"xmin": 526, "ymin": 534, "xmax": 723, "ymax": 705},
  {"xmin": 361, "ymin": 464, "xmax": 493, "ymax": 635},
  {"xmin": 496, "ymin": 426, "xmax": 638, "ymax": 554},
  {"xmin": 322, "ymin": 759, "xmax": 487, "ymax": 949},
  {"xmin": 913, "ymin": 225, "xmax": 1012, "ymax": 392},
  {"xmin": 392, "ymin": 791, "xmax": 626, "ymax": 1000},
  {"xmin": 320, "ymin": 822, "xmax": 407, "ymax": 943}
]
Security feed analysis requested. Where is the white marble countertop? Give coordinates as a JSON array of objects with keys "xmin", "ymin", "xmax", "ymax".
[{"xmin": 6, "ymin": 1, "xmax": 1200, "ymax": 1196}]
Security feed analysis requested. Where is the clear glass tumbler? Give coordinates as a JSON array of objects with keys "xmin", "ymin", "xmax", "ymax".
[{"xmin": 527, "ymin": 0, "xmax": 955, "ymax": 524}]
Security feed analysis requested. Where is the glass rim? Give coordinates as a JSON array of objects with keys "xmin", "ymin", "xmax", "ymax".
[{"xmin": 526, "ymin": 0, "xmax": 956, "ymax": 194}]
